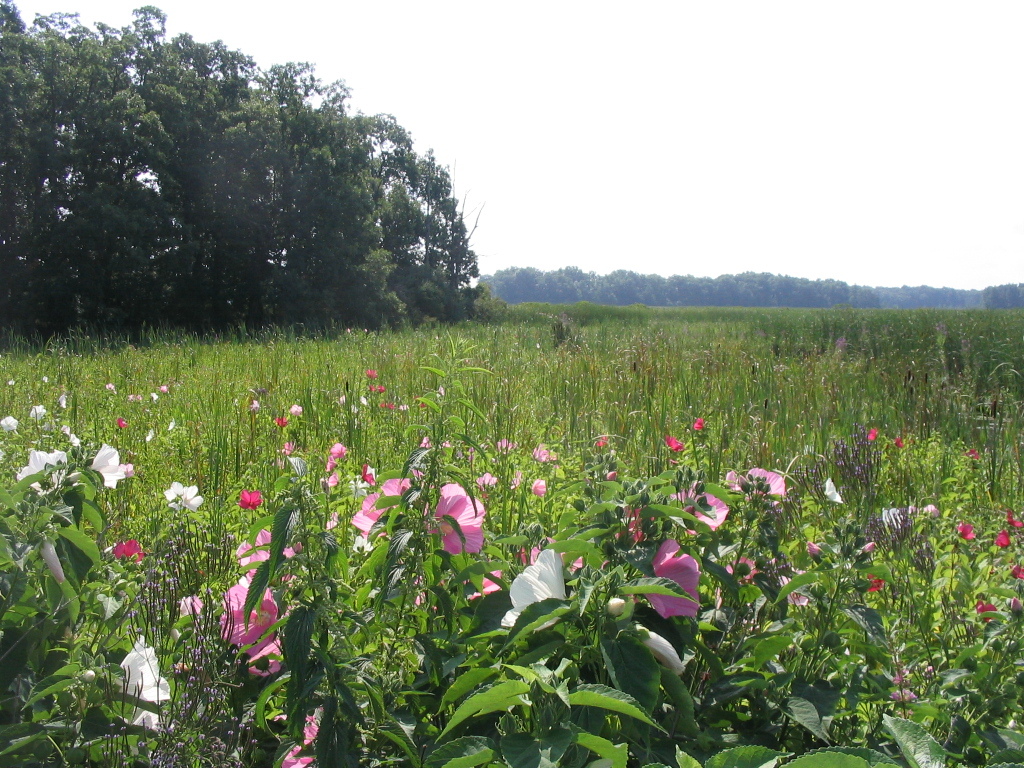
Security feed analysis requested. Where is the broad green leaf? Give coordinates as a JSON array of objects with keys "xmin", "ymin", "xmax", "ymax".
[
  {"xmin": 704, "ymin": 745, "xmax": 788, "ymax": 768},
  {"xmin": 600, "ymin": 634, "xmax": 661, "ymax": 714},
  {"xmin": 747, "ymin": 634, "xmax": 793, "ymax": 669},
  {"xmin": 440, "ymin": 667, "xmax": 499, "ymax": 708},
  {"xmin": 774, "ymin": 570, "xmax": 819, "ymax": 604},
  {"xmin": 675, "ymin": 748, "xmax": 703, "ymax": 768},
  {"xmin": 843, "ymin": 604, "xmax": 887, "ymax": 645},
  {"xmin": 568, "ymin": 684, "xmax": 657, "ymax": 727},
  {"xmin": 574, "ymin": 732, "xmax": 627, "ymax": 768},
  {"xmin": 795, "ymin": 747, "xmax": 899, "ymax": 766},
  {"xmin": 500, "ymin": 728, "xmax": 574, "ymax": 768},
  {"xmin": 783, "ymin": 755, "xmax": 871, "ymax": 768},
  {"xmin": 619, "ymin": 577, "xmax": 695, "ymax": 598},
  {"xmin": 882, "ymin": 714, "xmax": 946, "ymax": 768},
  {"xmin": 438, "ymin": 680, "xmax": 530, "ymax": 740},
  {"xmin": 56, "ymin": 526, "xmax": 99, "ymax": 566},
  {"xmin": 425, "ymin": 736, "xmax": 497, "ymax": 768},
  {"xmin": 786, "ymin": 696, "xmax": 830, "ymax": 743}
]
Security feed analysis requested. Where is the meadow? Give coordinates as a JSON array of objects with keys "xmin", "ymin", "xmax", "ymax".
[{"xmin": 1, "ymin": 305, "xmax": 1023, "ymax": 767}]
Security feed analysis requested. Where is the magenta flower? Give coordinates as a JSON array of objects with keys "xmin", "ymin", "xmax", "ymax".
[
  {"xmin": 113, "ymin": 539, "xmax": 144, "ymax": 562},
  {"xmin": 330, "ymin": 442, "xmax": 347, "ymax": 459},
  {"xmin": 692, "ymin": 418, "xmax": 705, "ymax": 431},
  {"xmin": 496, "ymin": 439, "xmax": 518, "ymax": 454},
  {"xmin": 236, "ymin": 529, "xmax": 296, "ymax": 573},
  {"xmin": 352, "ymin": 478, "xmax": 411, "ymax": 535},
  {"xmin": 867, "ymin": 428, "xmax": 878, "ymax": 441},
  {"xmin": 957, "ymin": 522, "xmax": 976, "ymax": 540},
  {"xmin": 1008, "ymin": 509, "xmax": 1024, "ymax": 528},
  {"xmin": 976, "ymin": 600, "xmax": 997, "ymax": 621},
  {"xmin": 996, "ymin": 529, "xmax": 1012, "ymax": 548},
  {"xmin": 365, "ymin": 369, "xmax": 378, "ymax": 379},
  {"xmin": 894, "ymin": 437, "xmax": 905, "ymax": 449},
  {"xmin": 664, "ymin": 435, "xmax": 685, "ymax": 452},
  {"xmin": 221, "ymin": 582, "xmax": 282, "ymax": 675},
  {"xmin": 433, "ymin": 483, "xmax": 486, "ymax": 554},
  {"xmin": 1012, "ymin": 564, "xmax": 1024, "ymax": 579},
  {"xmin": 646, "ymin": 539, "xmax": 700, "ymax": 618},
  {"xmin": 726, "ymin": 468, "xmax": 786, "ymax": 497},
  {"xmin": 238, "ymin": 490, "xmax": 263, "ymax": 510},
  {"xmin": 116, "ymin": 417, "xmax": 128, "ymax": 429},
  {"xmin": 361, "ymin": 464, "xmax": 376, "ymax": 485},
  {"xmin": 675, "ymin": 487, "xmax": 729, "ymax": 531},
  {"xmin": 531, "ymin": 479, "xmax": 547, "ymax": 497},
  {"xmin": 274, "ymin": 417, "xmax": 288, "ymax": 428},
  {"xmin": 533, "ymin": 445, "xmax": 553, "ymax": 462}
]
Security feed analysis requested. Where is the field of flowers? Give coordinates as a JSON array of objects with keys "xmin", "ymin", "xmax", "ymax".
[{"xmin": 1, "ymin": 306, "xmax": 1023, "ymax": 768}]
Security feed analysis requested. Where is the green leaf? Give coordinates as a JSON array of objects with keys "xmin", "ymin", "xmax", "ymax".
[
  {"xmin": 882, "ymin": 714, "xmax": 947, "ymax": 768},
  {"xmin": 620, "ymin": 577, "xmax": 696, "ymax": 599},
  {"xmin": 269, "ymin": 502, "xmax": 299, "ymax": 575},
  {"xmin": 440, "ymin": 667, "xmax": 499, "ymax": 708},
  {"xmin": 704, "ymin": 746, "xmax": 788, "ymax": 768},
  {"xmin": 242, "ymin": 560, "xmax": 271, "ymax": 625},
  {"xmin": 600, "ymin": 634, "xmax": 661, "ymax": 714},
  {"xmin": 783, "ymin": 755, "xmax": 871, "ymax": 768},
  {"xmin": 774, "ymin": 570, "xmax": 819, "ymax": 604},
  {"xmin": 426, "ymin": 736, "xmax": 498, "ymax": 768},
  {"xmin": 574, "ymin": 732, "xmax": 628, "ymax": 768},
  {"xmin": 438, "ymin": 680, "xmax": 530, "ymax": 740},
  {"xmin": 795, "ymin": 747, "xmax": 899, "ymax": 766},
  {"xmin": 675, "ymin": 748, "xmax": 703, "ymax": 768},
  {"xmin": 843, "ymin": 604, "xmax": 887, "ymax": 645},
  {"xmin": 747, "ymin": 634, "xmax": 793, "ymax": 669},
  {"xmin": 56, "ymin": 526, "xmax": 100, "ymax": 566},
  {"xmin": 500, "ymin": 727, "xmax": 574, "ymax": 768},
  {"xmin": 785, "ymin": 697, "xmax": 830, "ymax": 743},
  {"xmin": 567, "ymin": 684, "xmax": 657, "ymax": 728}
]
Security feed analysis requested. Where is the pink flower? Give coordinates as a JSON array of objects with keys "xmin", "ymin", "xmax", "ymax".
[
  {"xmin": 862, "ymin": 541, "xmax": 876, "ymax": 554},
  {"xmin": 281, "ymin": 442, "xmax": 296, "ymax": 456},
  {"xmin": 329, "ymin": 442, "xmax": 347, "ymax": 459},
  {"xmin": 365, "ymin": 369, "xmax": 378, "ymax": 379},
  {"xmin": 1007, "ymin": 509, "xmax": 1024, "ymax": 528},
  {"xmin": 533, "ymin": 445, "xmax": 553, "ymax": 462},
  {"xmin": 468, "ymin": 571, "xmax": 503, "ymax": 600},
  {"xmin": 781, "ymin": 573, "xmax": 810, "ymax": 605},
  {"xmin": 675, "ymin": 488, "xmax": 729, "ymax": 531},
  {"xmin": 728, "ymin": 557, "xmax": 757, "ymax": 584},
  {"xmin": 282, "ymin": 714, "xmax": 319, "ymax": 768},
  {"xmin": 236, "ymin": 529, "xmax": 296, "ymax": 572},
  {"xmin": 894, "ymin": 437, "xmax": 904, "ymax": 449},
  {"xmin": 726, "ymin": 468, "xmax": 786, "ymax": 497},
  {"xmin": 958, "ymin": 523, "xmax": 976, "ymax": 540},
  {"xmin": 1011, "ymin": 564, "xmax": 1024, "ymax": 579},
  {"xmin": 221, "ymin": 582, "xmax": 282, "ymax": 675},
  {"xmin": 664, "ymin": 435, "xmax": 685, "ymax": 452},
  {"xmin": 646, "ymin": 539, "xmax": 700, "ymax": 618},
  {"xmin": 476, "ymin": 473, "xmax": 498, "ymax": 491},
  {"xmin": 996, "ymin": 529, "xmax": 1012, "ymax": 548},
  {"xmin": 325, "ymin": 457, "xmax": 337, "ymax": 472},
  {"xmin": 352, "ymin": 478, "xmax": 411, "ymax": 535},
  {"xmin": 433, "ymin": 484, "xmax": 486, "ymax": 554},
  {"xmin": 289, "ymin": 404, "xmax": 303, "ymax": 416},
  {"xmin": 105, "ymin": 383, "xmax": 116, "ymax": 392},
  {"xmin": 806, "ymin": 541, "xmax": 822, "ymax": 557},
  {"xmin": 496, "ymin": 439, "xmax": 517, "ymax": 454},
  {"xmin": 159, "ymin": 385, "xmax": 169, "ymax": 394},
  {"xmin": 361, "ymin": 464, "xmax": 376, "ymax": 485},
  {"xmin": 238, "ymin": 490, "xmax": 263, "ymax": 510},
  {"xmin": 122, "ymin": 463, "xmax": 135, "ymax": 478},
  {"xmin": 976, "ymin": 600, "xmax": 997, "ymax": 621},
  {"xmin": 966, "ymin": 448, "xmax": 980, "ymax": 460},
  {"xmin": 867, "ymin": 428, "xmax": 878, "ymax": 441},
  {"xmin": 531, "ymin": 479, "xmax": 547, "ymax": 497},
  {"xmin": 511, "ymin": 470, "xmax": 523, "ymax": 490},
  {"xmin": 379, "ymin": 402, "xmax": 395, "ymax": 410},
  {"xmin": 692, "ymin": 418, "xmax": 705, "ymax": 431},
  {"xmin": 116, "ymin": 417, "xmax": 128, "ymax": 429},
  {"xmin": 595, "ymin": 437, "xmax": 608, "ymax": 448},
  {"xmin": 923, "ymin": 504, "xmax": 940, "ymax": 517},
  {"xmin": 891, "ymin": 689, "xmax": 917, "ymax": 702},
  {"xmin": 274, "ymin": 417, "xmax": 288, "ymax": 428},
  {"xmin": 606, "ymin": 470, "xmax": 617, "ymax": 481},
  {"xmin": 112, "ymin": 540, "xmax": 144, "ymax": 562},
  {"xmin": 179, "ymin": 595, "xmax": 203, "ymax": 618},
  {"xmin": 250, "ymin": 399, "xmax": 261, "ymax": 412}
]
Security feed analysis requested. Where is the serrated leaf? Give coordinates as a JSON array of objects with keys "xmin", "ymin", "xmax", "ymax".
[
  {"xmin": 600, "ymin": 634, "xmax": 661, "ymax": 714},
  {"xmin": 426, "ymin": 736, "xmax": 497, "ymax": 768},
  {"xmin": 619, "ymin": 576, "xmax": 694, "ymax": 598},
  {"xmin": 500, "ymin": 728, "xmax": 574, "ymax": 768},
  {"xmin": 843, "ymin": 604, "xmax": 887, "ymax": 645},
  {"xmin": 798, "ymin": 747, "xmax": 899, "ymax": 766},
  {"xmin": 56, "ymin": 526, "xmax": 99, "ymax": 566},
  {"xmin": 704, "ymin": 745, "xmax": 788, "ymax": 768},
  {"xmin": 567, "ymin": 684, "xmax": 657, "ymax": 727},
  {"xmin": 882, "ymin": 714, "xmax": 946, "ymax": 768},
  {"xmin": 438, "ymin": 680, "xmax": 530, "ymax": 740},
  {"xmin": 242, "ymin": 560, "xmax": 271, "ymax": 625},
  {"xmin": 783, "ymin": 755, "xmax": 871, "ymax": 768},
  {"xmin": 575, "ymin": 732, "xmax": 627, "ymax": 768},
  {"xmin": 286, "ymin": 456, "xmax": 307, "ymax": 477}
]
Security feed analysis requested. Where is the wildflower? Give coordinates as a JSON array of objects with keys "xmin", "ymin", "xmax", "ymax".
[
  {"xmin": 236, "ymin": 529, "xmax": 296, "ymax": 572},
  {"xmin": 281, "ymin": 442, "xmax": 296, "ymax": 456},
  {"xmin": 891, "ymin": 689, "xmax": 917, "ymax": 702},
  {"xmin": 824, "ymin": 478, "xmax": 843, "ymax": 503},
  {"xmin": 726, "ymin": 467, "xmax": 786, "ymax": 497},
  {"xmin": 167, "ymin": 420, "xmax": 175, "ymax": 430},
  {"xmin": 996, "ymin": 530, "xmax": 1012, "ymax": 548},
  {"xmin": 238, "ymin": 490, "xmax": 263, "ymax": 510},
  {"xmin": 282, "ymin": 714, "xmax": 319, "ymax": 768},
  {"xmin": 496, "ymin": 439, "xmax": 517, "ymax": 453},
  {"xmin": 221, "ymin": 581, "xmax": 282, "ymax": 675},
  {"xmin": 380, "ymin": 402, "xmax": 395, "ymax": 409},
  {"xmin": 274, "ymin": 417, "xmax": 288, "ymax": 428},
  {"xmin": 17, "ymin": 449, "xmax": 68, "ymax": 482},
  {"xmin": 116, "ymin": 417, "xmax": 128, "ymax": 429},
  {"xmin": 533, "ymin": 445, "xmax": 553, "ymax": 462},
  {"xmin": 361, "ymin": 464, "xmax": 376, "ymax": 485},
  {"xmin": 966, "ymin": 448, "xmax": 980, "ymax": 460},
  {"xmin": 781, "ymin": 573, "xmax": 810, "ymax": 606},
  {"xmin": 39, "ymin": 539, "xmax": 65, "ymax": 582},
  {"xmin": 692, "ymin": 418, "xmax": 705, "ymax": 431},
  {"xmin": 646, "ymin": 539, "xmax": 700, "ymax": 618},
  {"xmin": 433, "ymin": 483, "xmax": 487, "ymax": 554},
  {"xmin": 511, "ymin": 470, "xmax": 524, "ymax": 489},
  {"xmin": 58, "ymin": 393, "xmax": 68, "ymax": 408},
  {"xmin": 326, "ymin": 457, "xmax": 337, "ymax": 472},
  {"xmin": 923, "ymin": 504, "xmax": 940, "ymax": 517},
  {"xmin": 501, "ymin": 548, "xmax": 566, "ymax": 627},
  {"xmin": 867, "ymin": 575, "xmax": 885, "ymax": 592},
  {"xmin": 1011, "ymin": 597, "xmax": 1024, "ymax": 617},
  {"xmin": 145, "ymin": 429, "xmax": 155, "ymax": 442},
  {"xmin": 150, "ymin": 393, "xmax": 158, "ymax": 402},
  {"xmin": 862, "ymin": 541, "xmax": 876, "ymax": 553},
  {"xmin": 289, "ymin": 404, "xmax": 303, "ymax": 416},
  {"xmin": 606, "ymin": 470, "xmax": 618, "ymax": 481},
  {"xmin": 976, "ymin": 600, "xmax": 997, "ymax": 621},
  {"xmin": 867, "ymin": 428, "xmax": 879, "ymax": 441},
  {"xmin": 348, "ymin": 477, "xmax": 369, "ymax": 498},
  {"xmin": 806, "ymin": 541, "xmax": 822, "ymax": 557},
  {"xmin": 91, "ymin": 444, "xmax": 128, "ymax": 488},
  {"xmin": 674, "ymin": 488, "xmax": 729, "ymax": 531},
  {"xmin": 595, "ymin": 436, "xmax": 609, "ymax": 448},
  {"xmin": 1007, "ymin": 509, "xmax": 1024, "ymax": 528},
  {"xmin": 894, "ymin": 437, "xmax": 904, "ymax": 448},
  {"xmin": 477, "ymin": 473, "xmax": 498, "ymax": 491},
  {"xmin": 664, "ymin": 435, "xmax": 685, "ymax": 452},
  {"xmin": 179, "ymin": 595, "xmax": 203, "ymax": 618},
  {"xmin": 1012, "ymin": 564, "xmax": 1024, "ymax": 579},
  {"xmin": 159, "ymin": 385, "xmax": 169, "ymax": 394},
  {"xmin": 29, "ymin": 405, "xmax": 46, "ymax": 420},
  {"xmin": 105, "ymin": 383, "xmax": 116, "ymax": 392},
  {"xmin": 164, "ymin": 482, "xmax": 203, "ymax": 511},
  {"xmin": 329, "ymin": 442, "xmax": 347, "ymax": 459},
  {"xmin": 639, "ymin": 627, "xmax": 685, "ymax": 674},
  {"xmin": 123, "ymin": 464, "xmax": 134, "ymax": 477},
  {"xmin": 61, "ymin": 425, "xmax": 81, "ymax": 447},
  {"xmin": 957, "ymin": 523, "xmax": 976, "ymax": 540},
  {"xmin": 468, "ymin": 572, "xmax": 503, "ymax": 600},
  {"xmin": 250, "ymin": 399, "xmax": 261, "ymax": 412},
  {"xmin": 352, "ymin": 478, "xmax": 411, "ymax": 535},
  {"xmin": 113, "ymin": 540, "xmax": 145, "ymax": 562},
  {"xmin": 326, "ymin": 472, "xmax": 339, "ymax": 487},
  {"xmin": 127, "ymin": 394, "xmax": 143, "ymax": 402},
  {"xmin": 0, "ymin": 416, "xmax": 17, "ymax": 431},
  {"xmin": 365, "ymin": 369, "xmax": 378, "ymax": 379},
  {"xmin": 531, "ymin": 479, "xmax": 547, "ymax": 497},
  {"xmin": 120, "ymin": 637, "xmax": 170, "ymax": 727}
]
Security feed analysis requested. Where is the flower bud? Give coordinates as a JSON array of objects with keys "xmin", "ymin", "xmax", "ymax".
[
  {"xmin": 638, "ymin": 626, "xmax": 685, "ymax": 674},
  {"xmin": 862, "ymin": 541, "xmax": 876, "ymax": 553},
  {"xmin": 806, "ymin": 541, "xmax": 822, "ymax": 557},
  {"xmin": 81, "ymin": 669, "xmax": 96, "ymax": 683},
  {"xmin": 1010, "ymin": 597, "xmax": 1023, "ymax": 617},
  {"xmin": 606, "ymin": 597, "xmax": 627, "ymax": 616},
  {"xmin": 39, "ymin": 539, "xmax": 65, "ymax": 583},
  {"xmin": 605, "ymin": 471, "xmax": 617, "ymax": 481}
]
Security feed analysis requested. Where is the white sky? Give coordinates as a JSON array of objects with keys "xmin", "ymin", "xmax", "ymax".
[{"xmin": 12, "ymin": 0, "xmax": 1024, "ymax": 290}]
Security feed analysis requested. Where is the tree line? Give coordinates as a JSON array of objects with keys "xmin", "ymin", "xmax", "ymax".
[
  {"xmin": 0, "ymin": 4, "xmax": 482, "ymax": 335},
  {"xmin": 483, "ymin": 267, "xmax": 1024, "ymax": 310}
]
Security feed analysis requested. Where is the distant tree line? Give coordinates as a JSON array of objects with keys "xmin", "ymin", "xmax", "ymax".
[
  {"xmin": 483, "ymin": 268, "xmax": 1023, "ymax": 310},
  {"xmin": 0, "ymin": 4, "xmax": 481, "ymax": 335}
]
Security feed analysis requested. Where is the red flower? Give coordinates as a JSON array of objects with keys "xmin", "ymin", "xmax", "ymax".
[
  {"xmin": 693, "ymin": 418, "xmax": 705, "ymax": 431},
  {"xmin": 116, "ymin": 417, "xmax": 128, "ymax": 429},
  {"xmin": 274, "ymin": 417, "xmax": 288, "ymax": 428},
  {"xmin": 112, "ymin": 539, "xmax": 144, "ymax": 562},
  {"xmin": 867, "ymin": 575, "xmax": 885, "ymax": 592},
  {"xmin": 1007, "ymin": 509, "xmax": 1024, "ymax": 528},
  {"xmin": 893, "ymin": 437, "xmax": 904, "ymax": 449},
  {"xmin": 957, "ymin": 522, "xmax": 976, "ymax": 540},
  {"xmin": 976, "ymin": 600, "xmax": 997, "ymax": 620},
  {"xmin": 1011, "ymin": 564, "xmax": 1024, "ymax": 579},
  {"xmin": 238, "ymin": 490, "xmax": 263, "ymax": 510},
  {"xmin": 996, "ymin": 529, "xmax": 1012, "ymax": 548},
  {"xmin": 595, "ymin": 437, "xmax": 608, "ymax": 448},
  {"xmin": 867, "ymin": 428, "xmax": 879, "ymax": 441},
  {"xmin": 664, "ymin": 435, "xmax": 685, "ymax": 452},
  {"xmin": 379, "ymin": 402, "xmax": 395, "ymax": 410},
  {"xmin": 966, "ymin": 448, "xmax": 980, "ymax": 460},
  {"xmin": 362, "ymin": 464, "xmax": 376, "ymax": 485},
  {"xmin": 366, "ymin": 369, "xmax": 378, "ymax": 379}
]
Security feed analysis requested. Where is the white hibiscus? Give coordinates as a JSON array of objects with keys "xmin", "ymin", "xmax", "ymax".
[
  {"xmin": 120, "ymin": 636, "xmax": 170, "ymax": 728},
  {"xmin": 91, "ymin": 444, "xmax": 128, "ymax": 489},
  {"xmin": 1, "ymin": 416, "xmax": 18, "ymax": 431},
  {"xmin": 164, "ymin": 482, "xmax": 203, "ymax": 511},
  {"xmin": 501, "ymin": 548, "xmax": 566, "ymax": 628},
  {"xmin": 16, "ymin": 449, "xmax": 68, "ymax": 482}
]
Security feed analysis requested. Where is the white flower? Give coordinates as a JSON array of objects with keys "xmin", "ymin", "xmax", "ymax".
[
  {"xmin": 150, "ymin": 393, "xmax": 158, "ymax": 402},
  {"xmin": 145, "ymin": 429, "xmax": 155, "ymax": 442},
  {"xmin": 29, "ymin": 405, "xmax": 46, "ymax": 420},
  {"xmin": 639, "ymin": 627, "xmax": 685, "ymax": 674},
  {"xmin": 167, "ymin": 420, "xmax": 175, "ymax": 431},
  {"xmin": 348, "ymin": 478, "xmax": 370, "ymax": 499},
  {"xmin": 353, "ymin": 534, "xmax": 373, "ymax": 552},
  {"xmin": 39, "ymin": 539, "xmax": 65, "ymax": 583},
  {"xmin": 120, "ymin": 636, "xmax": 170, "ymax": 728},
  {"xmin": 1, "ymin": 416, "xmax": 18, "ymax": 431},
  {"xmin": 824, "ymin": 478, "xmax": 843, "ymax": 504},
  {"xmin": 91, "ymin": 444, "xmax": 127, "ymax": 489},
  {"xmin": 42, "ymin": 376, "xmax": 48, "ymax": 383},
  {"xmin": 165, "ymin": 482, "xmax": 203, "ymax": 511},
  {"xmin": 16, "ymin": 449, "xmax": 68, "ymax": 482},
  {"xmin": 6, "ymin": 379, "xmax": 13, "ymax": 386},
  {"xmin": 882, "ymin": 507, "xmax": 905, "ymax": 527},
  {"xmin": 501, "ymin": 548, "xmax": 566, "ymax": 628},
  {"xmin": 60, "ymin": 425, "xmax": 81, "ymax": 447},
  {"xmin": 58, "ymin": 393, "xmax": 68, "ymax": 409}
]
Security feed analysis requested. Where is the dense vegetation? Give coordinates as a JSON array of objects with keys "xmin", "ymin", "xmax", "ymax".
[
  {"xmin": 1, "ymin": 306, "xmax": 1024, "ymax": 766},
  {"xmin": 0, "ymin": 3, "xmax": 481, "ymax": 335},
  {"xmin": 483, "ymin": 267, "xmax": 1024, "ymax": 310}
]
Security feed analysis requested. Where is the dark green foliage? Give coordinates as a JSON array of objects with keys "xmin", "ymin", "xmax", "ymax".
[{"xmin": 0, "ymin": 3, "xmax": 480, "ymax": 334}]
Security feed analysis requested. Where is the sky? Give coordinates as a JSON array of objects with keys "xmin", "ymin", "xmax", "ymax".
[{"xmin": 11, "ymin": 0, "xmax": 1024, "ymax": 290}]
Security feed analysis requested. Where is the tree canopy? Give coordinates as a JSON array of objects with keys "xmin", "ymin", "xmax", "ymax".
[{"xmin": 0, "ymin": 3, "xmax": 481, "ymax": 334}]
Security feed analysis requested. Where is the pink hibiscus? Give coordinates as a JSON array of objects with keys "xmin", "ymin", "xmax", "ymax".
[
  {"xmin": 646, "ymin": 539, "xmax": 700, "ymax": 618},
  {"xmin": 674, "ymin": 487, "xmax": 729, "ymax": 531},
  {"xmin": 329, "ymin": 443, "xmax": 347, "ymax": 459},
  {"xmin": 996, "ymin": 530, "xmax": 1012, "ymax": 548},
  {"xmin": 957, "ymin": 523, "xmax": 976, "ymax": 540},
  {"xmin": 282, "ymin": 714, "xmax": 319, "ymax": 768},
  {"xmin": 867, "ymin": 428, "xmax": 879, "ymax": 441},
  {"xmin": 726, "ymin": 468, "xmax": 786, "ymax": 497},
  {"xmin": 468, "ymin": 571, "xmax": 503, "ymax": 600},
  {"xmin": 351, "ymin": 478, "xmax": 411, "ymax": 535},
  {"xmin": 221, "ymin": 582, "xmax": 282, "ymax": 675},
  {"xmin": 476, "ymin": 473, "xmax": 498, "ymax": 492},
  {"xmin": 433, "ymin": 483, "xmax": 486, "ymax": 554},
  {"xmin": 531, "ymin": 479, "xmax": 547, "ymax": 497},
  {"xmin": 236, "ymin": 529, "xmax": 296, "ymax": 575},
  {"xmin": 664, "ymin": 435, "xmax": 685, "ymax": 452},
  {"xmin": 238, "ymin": 490, "xmax": 263, "ymax": 510},
  {"xmin": 692, "ymin": 418, "xmax": 705, "ymax": 431}
]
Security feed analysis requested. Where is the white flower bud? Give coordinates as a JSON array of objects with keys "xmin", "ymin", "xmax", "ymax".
[
  {"xmin": 39, "ymin": 539, "xmax": 65, "ymax": 583},
  {"xmin": 606, "ymin": 597, "xmax": 627, "ymax": 617}
]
